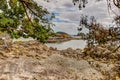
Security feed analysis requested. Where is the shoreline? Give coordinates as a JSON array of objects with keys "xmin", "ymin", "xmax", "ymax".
[
  {"xmin": 47, "ymin": 37, "xmax": 82, "ymax": 43},
  {"xmin": 0, "ymin": 40, "xmax": 119, "ymax": 80}
]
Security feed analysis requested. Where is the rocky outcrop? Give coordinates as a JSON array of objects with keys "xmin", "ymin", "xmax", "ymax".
[
  {"xmin": 60, "ymin": 48, "xmax": 83, "ymax": 60},
  {"xmin": 0, "ymin": 40, "xmax": 119, "ymax": 80}
]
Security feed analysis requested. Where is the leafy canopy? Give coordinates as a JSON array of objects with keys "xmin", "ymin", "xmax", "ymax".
[{"xmin": 0, "ymin": 0, "xmax": 54, "ymax": 43}]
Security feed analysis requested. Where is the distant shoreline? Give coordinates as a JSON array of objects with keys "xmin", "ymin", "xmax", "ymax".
[{"xmin": 47, "ymin": 37, "xmax": 82, "ymax": 43}]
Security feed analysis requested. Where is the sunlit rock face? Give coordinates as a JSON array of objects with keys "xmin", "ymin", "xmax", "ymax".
[
  {"xmin": 0, "ymin": 57, "xmax": 45, "ymax": 80},
  {"xmin": 0, "ymin": 55, "xmax": 104, "ymax": 80},
  {"xmin": 0, "ymin": 41, "xmax": 119, "ymax": 80}
]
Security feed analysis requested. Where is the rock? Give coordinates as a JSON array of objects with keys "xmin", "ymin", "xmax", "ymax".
[
  {"xmin": 90, "ymin": 61, "xmax": 116, "ymax": 79},
  {"xmin": 42, "ymin": 45, "xmax": 49, "ymax": 51},
  {"xmin": 42, "ymin": 54, "xmax": 104, "ymax": 80},
  {"xmin": 0, "ymin": 40, "xmax": 119, "ymax": 79},
  {"xmin": 49, "ymin": 47, "xmax": 57, "ymax": 51},
  {"xmin": 0, "ymin": 57, "xmax": 47, "ymax": 80}
]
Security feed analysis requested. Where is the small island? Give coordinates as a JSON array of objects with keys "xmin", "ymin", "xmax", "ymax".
[{"xmin": 47, "ymin": 31, "xmax": 82, "ymax": 43}]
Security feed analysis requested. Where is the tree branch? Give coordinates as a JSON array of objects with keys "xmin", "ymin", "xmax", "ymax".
[
  {"xmin": 19, "ymin": 0, "xmax": 34, "ymax": 26},
  {"xmin": 113, "ymin": 0, "xmax": 120, "ymax": 8},
  {"xmin": 112, "ymin": 45, "xmax": 120, "ymax": 53}
]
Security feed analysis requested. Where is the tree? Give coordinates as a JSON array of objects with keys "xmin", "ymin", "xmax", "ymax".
[
  {"xmin": 73, "ymin": 0, "xmax": 120, "ymax": 52},
  {"xmin": 80, "ymin": 16, "xmax": 109, "ymax": 46},
  {"xmin": 73, "ymin": 0, "xmax": 120, "ymax": 9},
  {"xmin": 0, "ymin": 0, "xmax": 54, "ymax": 43}
]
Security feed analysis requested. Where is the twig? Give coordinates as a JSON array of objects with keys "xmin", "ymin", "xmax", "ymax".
[
  {"xmin": 19, "ymin": 0, "xmax": 34, "ymax": 26},
  {"xmin": 112, "ymin": 45, "xmax": 120, "ymax": 53}
]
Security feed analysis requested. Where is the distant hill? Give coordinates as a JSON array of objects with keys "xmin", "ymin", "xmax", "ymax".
[
  {"xmin": 56, "ymin": 32, "xmax": 68, "ymax": 35},
  {"xmin": 56, "ymin": 32, "xmax": 71, "ymax": 38}
]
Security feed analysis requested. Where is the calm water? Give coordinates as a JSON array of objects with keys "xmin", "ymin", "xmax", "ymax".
[{"xmin": 46, "ymin": 40, "xmax": 87, "ymax": 50}]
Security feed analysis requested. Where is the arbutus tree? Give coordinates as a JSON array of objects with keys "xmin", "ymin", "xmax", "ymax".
[
  {"xmin": 73, "ymin": 0, "xmax": 120, "ymax": 52},
  {"xmin": 73, "ymin": 0, "xmax": 120, "ymax": 9},
  {"xmin": 0, "ymin": 0, "xmax": 55, "ymax": 43}
]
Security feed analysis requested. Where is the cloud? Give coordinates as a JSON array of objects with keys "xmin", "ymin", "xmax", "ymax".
[
  {"xmin": 52, "ymin": 22, "xmax": 79, "ymax": 35},
  {"xmin": 36, "ymin": 0, "xmax": 119, "ymax": 34}
]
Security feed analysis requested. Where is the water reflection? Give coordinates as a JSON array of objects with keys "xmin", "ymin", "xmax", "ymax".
[{"xmin": 46, "ymin": 40, "xmax": 87, "ymax": 50}]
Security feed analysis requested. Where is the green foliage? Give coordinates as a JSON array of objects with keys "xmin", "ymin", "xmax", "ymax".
[{"xmin": 0, "ymin": 0, "xmax": 54, "ymax": 43}]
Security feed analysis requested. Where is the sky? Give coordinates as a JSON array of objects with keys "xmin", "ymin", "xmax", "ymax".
[{"xmin": 35, "ymin": 0, "xmax": 119, "ymax": 35}]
